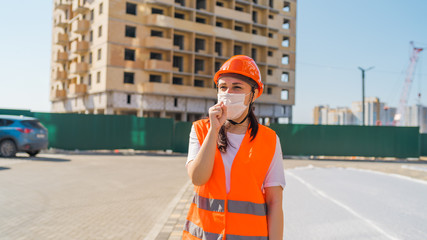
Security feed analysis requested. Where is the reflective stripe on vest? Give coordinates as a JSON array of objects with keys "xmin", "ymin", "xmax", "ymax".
[
  {"xmin": 193, "ymin": 193, "xmax": 225, "ymax": 212},
  {"xmin": 184, "ymin": 220, "xmax": 224, "ymax": 240},
  {"xmin": 184, "ymin": 220, "xmax": 268, "ymax": 240},
  {"xmin": 193, "ymin": 193, "xmax": 267, "ymax": 216},
  {"xmin": 227, "ymin": 235, "xmax": 269, "ymax": 240}
]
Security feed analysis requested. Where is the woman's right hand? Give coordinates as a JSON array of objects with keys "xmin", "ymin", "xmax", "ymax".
[{"xmin": 208, "ymin": 102, "xmax": 227, "ymax": 132}]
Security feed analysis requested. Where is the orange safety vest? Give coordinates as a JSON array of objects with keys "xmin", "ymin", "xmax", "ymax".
[{"xmin": 183, "ymin": 119, "xmax": 277, "ymax": 240}]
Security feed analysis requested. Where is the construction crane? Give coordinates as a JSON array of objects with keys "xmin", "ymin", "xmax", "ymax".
[{"xmin": 393, "ymin": 42, "xmax": 423, "ymax": 126}]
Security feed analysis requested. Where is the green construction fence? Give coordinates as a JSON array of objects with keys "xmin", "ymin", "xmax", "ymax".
[
  {"xmin": 270, "ymin": 123, "xmax": 420, "ymax": 159},
  {"xmin": 0, "ymin": 109, "xmax": 425, "ymax": 157}
]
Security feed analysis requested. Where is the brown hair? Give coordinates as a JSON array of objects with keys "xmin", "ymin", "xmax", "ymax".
[{"xmin": 216, "ymin": 73, "xmax": 259, "ymax": 153}]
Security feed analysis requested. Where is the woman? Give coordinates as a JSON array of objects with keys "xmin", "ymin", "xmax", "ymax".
[{"xmin": 184, "ymin": 55, "xmax": 286, "ymax": 240}]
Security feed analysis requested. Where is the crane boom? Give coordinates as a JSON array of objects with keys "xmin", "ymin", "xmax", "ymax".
[{"xmin": 393, "ymin": 42, "xmax": 423, "ymax": 126}]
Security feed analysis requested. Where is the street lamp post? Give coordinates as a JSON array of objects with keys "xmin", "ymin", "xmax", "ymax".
[{"xmin": 358, "ymin": 66, "xmax": 374, "ymax": 126}]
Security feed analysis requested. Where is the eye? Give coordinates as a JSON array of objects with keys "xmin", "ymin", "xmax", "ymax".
[{"xmin": 220, "ymin": 86, "xmax": 227, "ymax": 89}]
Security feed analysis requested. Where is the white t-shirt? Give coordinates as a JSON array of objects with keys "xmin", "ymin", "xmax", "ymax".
[{"xmin": 186, "ymin": 125, "xmax": 286, "ymax": 193}]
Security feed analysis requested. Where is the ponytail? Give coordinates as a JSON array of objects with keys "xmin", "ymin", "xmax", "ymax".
[{"xmin": 217, "ymin": 105, "xmax": 259, "ymax": 153}]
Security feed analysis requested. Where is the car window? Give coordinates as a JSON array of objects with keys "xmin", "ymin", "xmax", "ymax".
[
  {"xmin": 21, "ymin": 120, "xmax": 44, "ymax": 129},
  {"xmin": 0, "ymin": 119, "xmax": 14, "ymax": 126}
]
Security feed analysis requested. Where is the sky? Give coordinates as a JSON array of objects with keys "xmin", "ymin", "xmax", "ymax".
[{"xmin": 0, "ymin": 0, "xmax": 426, "ymax": 124}]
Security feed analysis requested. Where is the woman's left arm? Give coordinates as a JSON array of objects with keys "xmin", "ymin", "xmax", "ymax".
[{"xmin": 265, "ymin": 186, "xmax": 283, "ymax": 240}]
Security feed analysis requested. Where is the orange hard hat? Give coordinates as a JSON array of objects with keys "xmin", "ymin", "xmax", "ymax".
[{"xmin": 214, "ymin": 55, "xmax": 263, "ymax": 98}]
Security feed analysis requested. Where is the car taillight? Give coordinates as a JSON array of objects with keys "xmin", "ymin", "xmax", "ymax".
[{"xmin": 17, "ymin": 128, "xmax": 33, "ymax": 134}]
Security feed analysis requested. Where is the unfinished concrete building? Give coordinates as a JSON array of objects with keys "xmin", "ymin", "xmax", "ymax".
[{"xmin": 50, "ymin": 0, "xmax": 296, "ymax": 123}]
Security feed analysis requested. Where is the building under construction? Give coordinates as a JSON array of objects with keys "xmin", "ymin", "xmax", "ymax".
[{"xmin": 50, "ymin": 0, "xmax": 296, "ymax": 123}]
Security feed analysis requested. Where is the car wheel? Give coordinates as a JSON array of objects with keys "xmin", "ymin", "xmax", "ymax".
[
  {"xmin": 27, "ymin": 150, "xmax": 40, "ymax": 157},
  {"xmin": 0, "ymin": 140, "xmax": 17, "ymax": 158}
]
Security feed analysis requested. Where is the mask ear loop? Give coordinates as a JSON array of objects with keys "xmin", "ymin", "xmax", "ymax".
[{"xmin": 228, "ymin": 86, "xmax": 255, "ymax": 125}]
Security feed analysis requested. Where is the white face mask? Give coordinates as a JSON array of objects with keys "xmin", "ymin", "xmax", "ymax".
[{"xmin": 217, "ymin": 92, "xmax": 250, "ymax": 120}]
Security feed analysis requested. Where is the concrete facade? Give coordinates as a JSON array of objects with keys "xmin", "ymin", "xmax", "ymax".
[{"xmin": 50, "ymin": 0, "xmax": 297, "ymax": 123}]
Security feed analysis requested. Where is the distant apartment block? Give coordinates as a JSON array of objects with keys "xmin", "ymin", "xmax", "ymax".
[
  {"xmin": 313, "ymin": 97, "xmax": 427, "ymax": 133},
  {"xmin": 50, "ymin": 0, "xmax": 297, "ymax": 123},
  {"xmin": 313, "ymin": 105, "xmax": 354, "ymax": 125}
]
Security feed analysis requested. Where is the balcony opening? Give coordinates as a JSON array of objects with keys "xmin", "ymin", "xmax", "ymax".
[
  {"xmin": 235, "ymin": 6, "xmax": 243, "ymax": 12},
  {"xmin": 267, "ymin": 87, "xmax": 272, "ymax": 95},
  {"xmin": 283, "ymin": 1, "xmax": 290, "ymax": 12},
  {"xmin": 173, "ymin": 56, "xmax": 183, "ymax": 72},
  {"xmin": 194, "ymin": 79, "xmax": 204, "ymax": 87},
  {"xmin": 196, "ymin": 0, "xmax": 206, "ymax": 10},
  {"xmin": 282, "ymin": 19, "xmax": 290, "ymax": 29},
  {"xmin": 268, "ymin": 50, "xmax": 273, "ymax": 57},
  {"xmin": 174, "ymin": 12, "xmax": 185, "ymax": 19},
  {"xmin": 126, "ymin": 2, "xmax": 137, "ymax": 15},
  {"xmin": 215, "ymin": 42, "xmax": 222, "ymax": 56},
  {"xmin": 149, "ymin": 74, "xmax": 162, "ymax": 83},
  {"xmin": 269, "ymin": 0, "xmax": 273, "ymax": 8},
  {"xmin": 282, "ymin": 54, "xmax": 289, "ymax": 65},
  {"xmin": 125, "ymin": 49, "xmax": 136, "ymax": 61},
  {"xmin": 216, "ymin": 21, "xmax": 223, "ymax": 27},
  {"xmin": 268, "ymin": 14, "xmax": 274, "ymax": 19},
  {"xmin": 253, "ymin": 0, "xmax": 258, "ymax": 4},
  {"xmin": 252, "ymin": 11, "xmax": 257, "ymax": 23},
  {"xmin": 216, "ymin": 1, "xmax": 223, "ymax": 7},
  {"xmin": 174, "ymin": 34, "xmax": 184, "ymax": 50},
  {"xmin": 125, "ymin": 25, "xmax": 136, "ymax": 38},
  {"xmin": 268, "ymin": 69, "xmax": 272, "ymax": 75},
  {"xmin": 196, "ymin": 17, "xmax": 206, "ymax": 24},
  {"xmin": 234, "ymin": 25, "xmax": 243, "ymax": 31},
  {"xmin": 281, "ymin": 72, "xmax": 289, "ymax": 82},
  {"xmin": 175, "ymin": 0, "xmax": 185, "ymax": 6},
  {"xmin": 97, "ymin": 71, "xmax": 101, "ymax": 83},
  {"xmin": 150, "ymin": 30, "xmax": 163, "ymax": 37},
  {"xmin": 281, "ymin": 89, "xmax": 288, "ymax": 100},
  {"xmin": 268, "ymin": 32, "xmax": 273, "ymax": 38},
  {"xmin": 127, "ymin": 94, "xmax": 131, "ymax": 104},
  {"xmin": 215, "ymin": 61, "xmax": 222, "ymax": 72},
  {"xmin": 150, "ymin": 52, "xmax": 162, "ymax": 60},
  {"xmin": 98, "ymin": 25, "xmax": 102, "ymax": 37},
  {"xmin": 174, "ymin": 98, "xmax": 178, "ymax": 107},
  {"xmin": 252, "ymin": 29, "xmax": 257, "ymax": 35},
  {"xmin": 195, "ymin": 59, "xmax": 204, "ymax": 73},
  {"xmin": 124, "ymin": 72, "xmax": 135, "ymax": 84},
  {"xmin": 282, "ymin": 37, "xmax": 289, "ymax": 47},
  {"xmin": 195, "ymin": 38, "xmax": 205, "ymax": 52},
  {"xmin": 251, "ymin": 48, "xmax": 257, "ymax": 61},
  {"xmin": 234, "ymin": 45, "xmax": 242, "ymax": 55},
  {"xmin": 173, "ymin": 77, "xmax": 183, "ymax": 85},
  {"xmin": 152, "ymin": 8, "xmax": 164, "ymax": 14}
]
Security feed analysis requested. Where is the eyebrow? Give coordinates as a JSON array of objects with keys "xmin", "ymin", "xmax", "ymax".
[{"xmin": 218, "ymin": 82, "xmax": 243, "ymax": 86}]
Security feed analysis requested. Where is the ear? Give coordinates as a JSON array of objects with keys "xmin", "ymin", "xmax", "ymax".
[{"xmin": 252, "ymin": 88, "xmax": 259, "ymax": 102}]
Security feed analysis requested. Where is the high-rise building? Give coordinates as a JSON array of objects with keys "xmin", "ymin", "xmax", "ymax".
[
  {"xmin": 313, "ymin": 105, "xmax": 354, "ymax": 125},
  {"xmin": 405, "ymin": 104, "xmax": 427, "ymax": 133},
  {"xmin": 50, "ymin": 0, "xmax": 296, "ymax": 123}
]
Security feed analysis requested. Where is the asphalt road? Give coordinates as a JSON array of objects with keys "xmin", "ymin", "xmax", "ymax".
[{"xmin": 283, "ymin": 166, "xmax": 427, "ymax": 240}]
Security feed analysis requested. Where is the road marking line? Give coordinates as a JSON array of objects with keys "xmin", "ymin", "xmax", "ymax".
[
  {"xmin": 401, "ymin": 165, "xmax": 427, "ymax": 173},
  {"xmin": 286, "ymin": 170, "xmax": 401, "ymax": 240},
  {"xmin": 343, "ymin": 167, "xmax": 427, "ymax": 186},
  {"xmin": 144, "ymin": 180, "xmax": 191, "ymax": 240}
]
